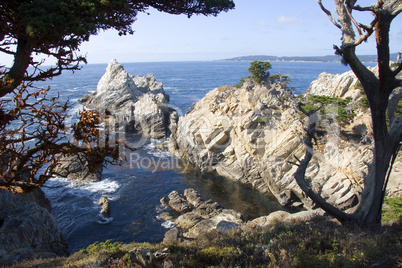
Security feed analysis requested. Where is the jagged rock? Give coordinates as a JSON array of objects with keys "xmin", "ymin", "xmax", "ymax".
[
  {"xmin": 0, "ymin": 189, "xmax": 68, "ymax": 265},
  {"xmin": 98, "ymin": 196, "xmax": 110, "ymax": 218},
  {"xmin": 161, "ymin": 189, "xmax": 243, "ymax": 240},
  {"xmin": 163, "ymin": 228, "xmax": 182, "ymax": 244},
  {"xmin": 53, "ymin": 153, "xmax": 102, "ymax": 182},
  {"xmin": 129, "ymin": 247, "xmax": 169, "ymax": 268},
  {"xmin": 83, "ymin": 59, "xmax": 174, "ymax": 139},
  {"xmin": 277, "ymin": 190, "xmax": 302, "ymax": 207},
  {"xmin": 168, "ymin": 72, "xmax": 401, "ymax": 212},
  {"xmin": 167, "ymin": 191, "xmax": 193, "ymax": 213},
  {"xmin": 175, "ymin": 212, "xmax": 204, "ymax": 229},
  {"xmin": 183, "ymin": 188, "xmax": 203, "ymax": 208},
  {"xmin": 160, "ymin": 196, "xmax": 168, "ymax": 207}
]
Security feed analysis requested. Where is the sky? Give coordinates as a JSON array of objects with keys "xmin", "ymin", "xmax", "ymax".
[{"xmin": 1, "ymin": 0, "xmax": 402, "ymax": 65}]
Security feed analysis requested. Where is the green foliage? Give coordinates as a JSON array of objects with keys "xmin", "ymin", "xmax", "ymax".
[
  {"xmin": 395, "ymin": 98, "xmax": 402, "ymax": 117},
  {"xmin": 257, "ymin": 117, "xmax": 269, "ymax": 124},
  {"xmin": 300, "ymin": 94, "xmax": 356, "ymax": 124},
  {"xmin": 354, "ymin": 81, "xmax": 364, "ymax": 90},
  {"xmin": 358, "ymin": 96, "xmax": 369, "ymax": 111},
  {"xmin": 382, "ymin": 197, "xmax": 402, "ymax": 223},
  {"xmin": 82, "ymin": 240, "xmax": 123, "ymax": 259},
  {"xmin": 15, "ymin": 219, "xmax": 402, "ymax": 267},
  {"xmin": 235, "ymin": 76, "xmax": 250, "ymax": 88},
  {"xmin": 248, "ymin": 61, "xmax": 272, "ymax": 83}
]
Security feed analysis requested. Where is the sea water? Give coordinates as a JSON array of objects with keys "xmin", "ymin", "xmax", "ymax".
[{"xmin": 40, "ymin": 61, "xmax": 354, "ymax": 252}]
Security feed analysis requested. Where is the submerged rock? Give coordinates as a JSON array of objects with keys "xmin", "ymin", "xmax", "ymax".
[{"xmin": 0, "ymin": 189, "xmax": 68, "ymax": 265}]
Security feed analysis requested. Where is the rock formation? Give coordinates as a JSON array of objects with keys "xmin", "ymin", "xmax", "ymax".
[
  {"xmin": 98, "ymin": 196, "xmax": 111, "ymax": 218},
  {"xmin": 168, "ymin": 74, "xmax": 401, "ymax": 212},
  {"xmin": 53, "ymin": 153, "xmax": 102, "ymax": 182},
  {"xmin": 160, "ymin": 189, "xmax": 243, "ymax": 240},
  {"xmin": 0, "ymin": 189, "xmax": 68, "ymax": 265},
  {"xmin": 81, "ymin": 59, "xmax": 174, "ymax": 139}
]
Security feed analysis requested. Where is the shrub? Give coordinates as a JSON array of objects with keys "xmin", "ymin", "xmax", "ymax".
[
  {"xmin": 248, "ymin": 61, "xmax": 272, "ymax": 83},
  {"xmin": 300, "ymin": 94, "xmax": 356, "ymax": 124}
]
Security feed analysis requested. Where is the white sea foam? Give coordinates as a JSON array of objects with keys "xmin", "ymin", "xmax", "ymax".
[
  {"xmin": 161, "ymin": 220, "xmax": 175, "ymax": 229},
  {"xmin": 144, "ymin": 139, "xmax": 172, "ymax": 158},
  {"xmin": 47, "ymin": 176, "xmax": 119, "ymax": 198},
  {"xmin": 97, "ymin": 214, "xmax": 113, "ymax": 224},
  {"xmin": 155, "ymin": 204, "xmax": 168, "ymax": 214},
  {"xmin": 78, "ymin": 179, "xmax": 120, "ymax": 195}
]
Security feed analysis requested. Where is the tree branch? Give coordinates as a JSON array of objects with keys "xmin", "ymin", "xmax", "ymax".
[
  {"xmin": 294, "ymin": 107, "xmax": 354, "ymax": 223},
  {"xmin": 392, "ymin": 63, "xmax": 402, "ymax": 77},
  {"xmin": 317, "ymin": 0, "xmax": 341, "ymax": 29},
  {"xmin": 352, "ymin": 5, "xmax": 375, "ymax": 12}
]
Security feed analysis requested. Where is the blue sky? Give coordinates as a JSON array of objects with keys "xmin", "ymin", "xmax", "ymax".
[{"xmin": 2, "ymin": 0, "xmax": 402, "ymax": 64}]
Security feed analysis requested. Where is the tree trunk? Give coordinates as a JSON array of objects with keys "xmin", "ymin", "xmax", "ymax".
[{"xmin": 0, "ymin": 38, "xmax": 32, "ymax": 97}]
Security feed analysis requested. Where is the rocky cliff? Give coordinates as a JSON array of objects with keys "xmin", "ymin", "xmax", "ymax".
[
  {"xmin": 81, "ymin": 59, "xmax": 174, "ymax": 139},
  {"xmin": 168, "ymin": 73, "xmax": 401, "ymax": 211},
  {"xmin": 0, "ymin": 189, "xmax": 68, "ymax": 265}
]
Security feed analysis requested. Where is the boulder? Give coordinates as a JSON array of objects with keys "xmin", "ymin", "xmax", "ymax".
[
  {"xmin": 242, "ymin": 210, "xmax": 325, "ymax": 231},
  {"xmin": 161, "ymin": 189, "xmax": 243, "ymax": 240},
  {"xmin": 53, "ymin": 153, "xmax": 102, "ymax": 182},
  {"xmin": 242, "ymin": 211, "xmax": 291, "ymax": 231},
  {"xmin": 83, "ymin": 59, "xmax": 175, "ymax": 139},
  {"xmin": 167, "ymin": 191, "xmax": 193, "ymax": 213},
  {"xmin": 98, "ymin": 196, "xmax": 110, "ymax": 218},
  {"xmin": 162, "ymin": 228, "xmax": 182, "ymax": 244},
  {"xmin": 0, "ymin": 189, "xmax": 68, "ymax": 265},
  {"xmin": 129, "ymin": 247, "xmax": 169, "ymax": 268}
]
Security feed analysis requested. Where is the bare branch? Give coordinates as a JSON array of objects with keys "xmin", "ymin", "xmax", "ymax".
[
  {"xmin": 317, "ymin": 0, "xmax": 341, "ymax": 29},
  {"xmin": 288, "ymin": 161, "xmax": 299, "ymax": 167},
  {"xmin": 344, "ymin": 1, "xmax": 363, "ymax": 36},
  {"xmin": 294, "ymin": 106, "xmax": 354, "ymax": 223},
  {"xmin": 0, "ymin": 47, "xmax": 15, "ymax": 55},
  {"xmin": 352, "ymin": 5, "xmax": 376, "ymax": 12},
  {"xmin": 392, "ymin": 63, "xmax": 402, "ymax": 77}
]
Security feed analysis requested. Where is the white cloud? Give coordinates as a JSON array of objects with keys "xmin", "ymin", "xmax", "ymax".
[
  {"xmin": 255, "ymin": 20, "xmax": 268, "ymax": 27},
  {"xmin": 276, "ymin": 15, "xmax": 304, "ymax": 24}
]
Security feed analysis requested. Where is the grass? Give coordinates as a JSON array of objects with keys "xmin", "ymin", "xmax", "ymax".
[
  {"xmin": 382, "ymin": 197, "xmax": 402, "ymax": 223},
  {"xmin": 12, "ymin": 212, "xmax": 402, "ymax": 268}
]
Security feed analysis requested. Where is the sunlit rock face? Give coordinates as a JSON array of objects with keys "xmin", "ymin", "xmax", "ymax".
[
  {"xmin": 169, "ymin": 73, "xmax": 401, "ymax": 211},
  {"xmin": 82, "ymin": 59, "xmax": 173, "ymax": 139}
]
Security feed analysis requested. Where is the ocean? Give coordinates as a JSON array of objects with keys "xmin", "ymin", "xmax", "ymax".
[{"xmin": 40, "ymin": 61, "xmax": 354, "ymax": 253}]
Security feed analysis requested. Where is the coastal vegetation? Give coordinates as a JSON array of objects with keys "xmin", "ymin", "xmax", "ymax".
[
  {"xmin": 247, "ymin": 61, "xmax": 272, "ymax": 84},
  {"xmin": 14, "ymin": 209, "xmax": 401, "ymax": 267},
  {"xmin": 299, "ymin": 94, "xmax": 356, "ymax": 125},
  {"xmin": 235, "ymin": 60, "xmax": 289, "ymax": 88},
  {"xmin": 1, "ymin": 0, "xmax": 401, "ymax": 266}
]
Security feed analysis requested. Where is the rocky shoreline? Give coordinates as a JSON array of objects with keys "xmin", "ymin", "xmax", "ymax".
[
  {"xmin": 168, "ymin": 69, "xmax": 401, "ymax": 212},
  {"xmin": 1, "ymin": 60, "xmax": 400, "ymax": 265}
]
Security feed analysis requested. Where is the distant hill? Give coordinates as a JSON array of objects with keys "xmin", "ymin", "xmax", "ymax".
[{"xmin": 219, "ymin": 53, "xmax": 399, "ymax": 63}]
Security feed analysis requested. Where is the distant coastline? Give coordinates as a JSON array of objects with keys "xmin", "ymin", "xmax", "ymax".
[{"xmin": 218, "ymin": 53, "xmax": 399, "ymax": 63}]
